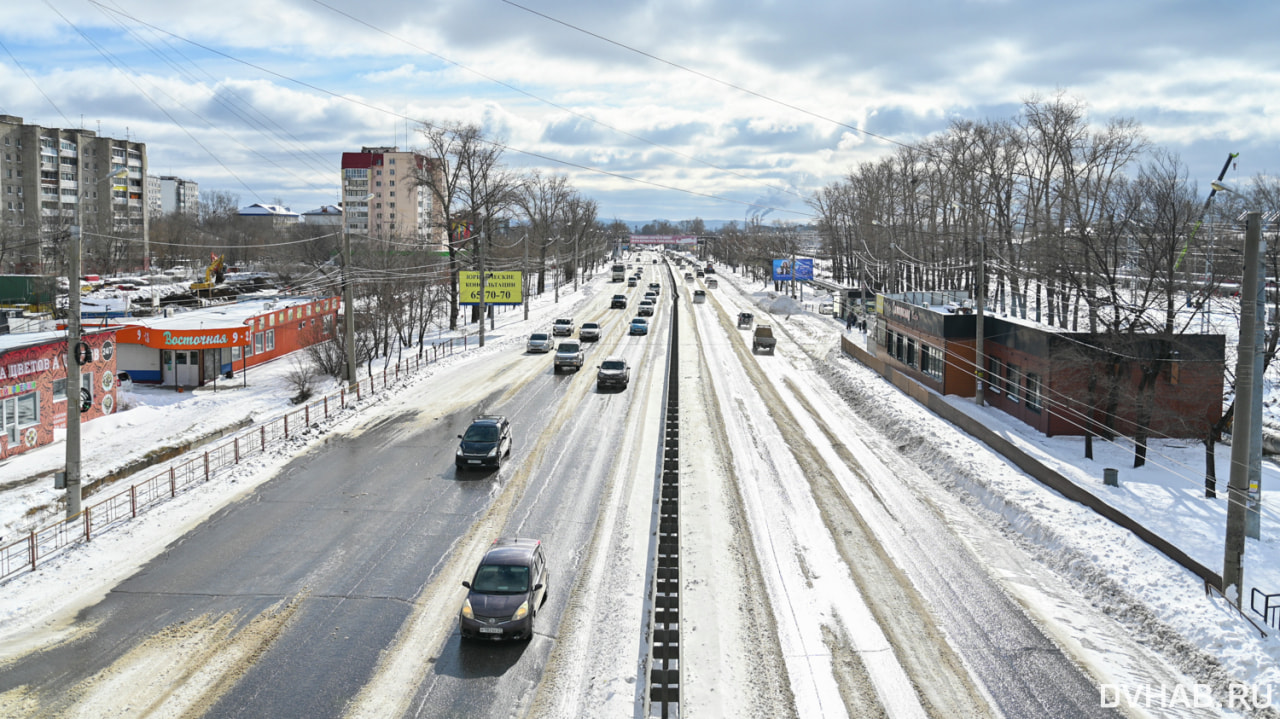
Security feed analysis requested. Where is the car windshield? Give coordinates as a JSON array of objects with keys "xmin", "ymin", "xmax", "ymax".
[
  {"xmin": 470, "ymin": 564, "xmax": 531, "ymax": 594},
  {"xmin": 530, "ymin": 333, "xmax": 548, "ymax": 341},
  {"xmin": 602, "ymin": 360, "xmax": 626, "ymax": 370},
  {"xmin": 584, "ymin": 323, "xmax": 598, "ymax": 329},
  {"xmin": 558, "ymin": 343, "xmax": 580, "ymax": 352},
  {"xmin": 463, "ymin": 425, "xmax": 499, "ymax": 442}
]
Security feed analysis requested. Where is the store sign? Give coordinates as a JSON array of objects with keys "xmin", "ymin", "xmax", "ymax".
[
  {"xmin": 122, "ymin": 326, "xmax": 251, "ymax": 349},
  {"xmin": 460, "ymin": 271, "xmax": 523, "ymax": 305}
]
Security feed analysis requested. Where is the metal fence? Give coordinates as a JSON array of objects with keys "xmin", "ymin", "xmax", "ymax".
[{"xmin": 1, "ymin": 338, "xmax": 468, "ymax": 586}]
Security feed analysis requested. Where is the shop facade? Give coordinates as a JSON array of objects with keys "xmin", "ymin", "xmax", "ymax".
[
  {"xmin": 115, "ymin": 296, "xmax": 339, "ymax": 387},
  {"xmin": 0, "ymin": 329, "xmax": 119, "ymax": 460}
]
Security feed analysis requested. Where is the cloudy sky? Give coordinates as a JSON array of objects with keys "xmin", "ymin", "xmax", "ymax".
[{"xmin": 1, "ymin": 0, "xmax": 1275, "ymax": 225}]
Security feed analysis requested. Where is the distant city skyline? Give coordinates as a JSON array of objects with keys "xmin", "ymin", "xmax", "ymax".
[{"xmin": 1, "ymin": 1, "xmax": 1274, "ymax": 224}]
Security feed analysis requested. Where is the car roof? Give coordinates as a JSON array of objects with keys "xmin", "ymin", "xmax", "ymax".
[
  {"xmin": 482, "ymin": 537, "xmax": 542, "ymax": 565},
  {"xmin": 554, "ymin": 318, "xmax": 572, "ymax": 322},
  {"xmin": 470, "ymin": 415, "xmax": 507, "ymax": 426},
  {"xmin": 603, "ymin": 355, "xmax": 626, "ymax": 363}
]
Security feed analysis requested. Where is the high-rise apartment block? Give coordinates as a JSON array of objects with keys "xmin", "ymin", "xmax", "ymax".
[
  {"xmin": 148, "ymin": 175, "xmax": 199, "ymax": 218},
  {"xmin": 0, "ymin": 115, "xmax": 149, "ymax": 273},
  {"xmin": 340, "ymin": 146, "xmax": 445, "ymax": 251}
]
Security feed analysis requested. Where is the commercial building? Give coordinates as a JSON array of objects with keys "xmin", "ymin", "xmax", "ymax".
[
  {"xmin": 0, "ymin": 115, "xmax": 149, "ymax": 274},
  {"xmin": 867, "ymin": 291, "xmax": 1225, "ymax": 438},
  {"xmin": 114, "ymin": 295, "xmax": 339, "ymax": 387},
  {"xmin": 0, "ymin": 329, "xmax": 120, "ymax": 460},
  {"xmin": 340, "ymin": 146, "xmax": 446, "ymax": 251}
]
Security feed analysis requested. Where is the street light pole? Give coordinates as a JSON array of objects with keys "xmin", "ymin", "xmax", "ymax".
[
  {"xmin": 66, "ymin": 168, "xmax": 126, "ymax": 519},
  {"xmin": 343, "ymin": 193, "xmax": 374, "ymax": 389},
  {"xmin": 1224, "ymin": 211, "xmax": 1263, "ymax": 605},
  {"xmin": 974, "ymin": 234, "xmax": 986, "ymax": 406}
]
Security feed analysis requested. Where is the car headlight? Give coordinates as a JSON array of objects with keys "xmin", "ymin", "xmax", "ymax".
[
  {"xmin": 456, "ymin": 447, "xmax": 464, "ymax": 457},
  {"xmin": 512, "ymin": 600, "xmax": 530, "ymax": 622},
  {"xmin": 487, "ymin": 447, "xmax": 498, "ymax": 458},
  {"xmin": 461, "ymin": 598, "xmax": 474, "ymax": 620}
]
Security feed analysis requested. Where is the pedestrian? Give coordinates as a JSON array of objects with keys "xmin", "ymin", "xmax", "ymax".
[{"xmin": 846, "ymin": 314, "xmax": 854, "ymax": 331}]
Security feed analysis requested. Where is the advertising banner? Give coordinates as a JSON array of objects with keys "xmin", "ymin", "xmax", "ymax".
[
  {"xmin": 460, "ymin": 271, "xmax": 524, "ymax": 305},
  {"xmin": 772, "ymin": 258, "xmax": 813, "ymax": 281}
]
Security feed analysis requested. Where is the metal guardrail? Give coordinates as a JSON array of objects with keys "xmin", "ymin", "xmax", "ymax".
[
  {"xmin": 645, "ymin": 275, "xmax": 681, "ymax": 718},
  {"xmin": 0, "ymin": 339, "xmax": 468, "ymax": 586},
  {"xmin": 1251, "ymin": 588, "xmax": 1280, "ymax": 631}
]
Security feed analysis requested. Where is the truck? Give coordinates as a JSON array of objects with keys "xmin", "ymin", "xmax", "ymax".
[
  {"xmin": 611, "ymin": 263, "xmax": 626, "ymax": 282},
  {"xmin": 752, "ymin": 324, "xmax": 776, "ymax": 354}
]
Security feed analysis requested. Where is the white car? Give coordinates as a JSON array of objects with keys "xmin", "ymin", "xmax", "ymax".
[
  {"xmin": 552, "ymin": 318, "xmax": 575, "ymax": 336},
  {"xmin": 580, "ymin": 322, "xmax": 602, "ymax": 342},
  {"xmin": 527, "ymin": 332, "xmax": 555, "ymax": 353}
]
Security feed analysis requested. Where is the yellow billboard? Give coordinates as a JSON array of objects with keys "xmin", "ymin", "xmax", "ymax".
[{"xmin": 459, "ymin": 271, "xmax": 524, "ymax": 305}]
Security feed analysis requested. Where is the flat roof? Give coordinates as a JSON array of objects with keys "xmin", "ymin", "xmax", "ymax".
[{"xmin": 120, "ymin": 296, "xmax": 330, "ymax": 332}]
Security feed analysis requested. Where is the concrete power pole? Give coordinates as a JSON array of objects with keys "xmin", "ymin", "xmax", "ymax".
[{"xmin": 1223, "ymin": 211, "xmax": 1263, "ymax": 604}]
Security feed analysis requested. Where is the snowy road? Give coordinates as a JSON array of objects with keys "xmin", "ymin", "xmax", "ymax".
[{"xmin": 0, "ymin": 253, "xmax": 1240, "ymax": 718}]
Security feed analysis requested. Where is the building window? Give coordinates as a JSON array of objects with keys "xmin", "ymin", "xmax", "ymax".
[
  {"xmin": 987, "ymin": 356, "xmax": 1002, "ymax": 395},
  {"xmin": 232, "ymin": 345, "xmax": 241, "ymax": 361},
  {"xmin": 1006, "ymin": 364, "xmax": 1020, "ymax": 403},
  {"xmin": 1025, "ymin": 373, "xmax": 1042, "ymax": 413},
  {"xmin": 921, "ymin": 344, "xmax": 944, "ymax": 381},
  {"xmin": 265, "ymin": 329, "xmax": 275, "ymax": 352},
  {"xmin": 254, "ymin": 332, "xmax": 264, "ymax": 355},
  {"xmin": 323, "ymin": 315, "xmax": 333, "ymax": 335}
]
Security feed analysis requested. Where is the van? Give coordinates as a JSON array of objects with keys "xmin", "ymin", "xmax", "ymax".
[{"xmin": 693, "ymin": 289, "xmax": 706, "ymax": 303}]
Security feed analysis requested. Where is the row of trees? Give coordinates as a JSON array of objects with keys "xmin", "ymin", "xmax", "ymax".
[{"xmin": 804, "ymin": 91, "xmax": 1280, "ymax": 480}]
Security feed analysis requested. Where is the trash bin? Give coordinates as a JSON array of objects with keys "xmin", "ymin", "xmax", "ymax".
[{"xmin": 1103, "ymin": 468, "xmax": 1119, "ymax": 487}]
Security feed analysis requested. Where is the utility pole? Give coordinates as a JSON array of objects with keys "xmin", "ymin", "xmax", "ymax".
[
  {"xmin": 522, "ymin": 232, "xmax": 530, "ymax": 321},
  {"xmin": 1224, "ymin": 211, "xmax": 1263, "ymax": 604},
  {"xmin": 66, "ymin": 168, "xmax": 125, "ymax": 519},
  {"xmin": 341, "ymin": 193, "xmax": 373, "ymax": 390},
  {"xmin": 974, "ymin": 234, "xmax": 986, "ymax": 406},
  {"xmin": 478, "ymin": 226, "xmax": 487, "ymax": 348}
]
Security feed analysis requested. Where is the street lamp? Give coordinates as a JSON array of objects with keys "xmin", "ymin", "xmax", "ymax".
[
  {"xmin": 66, "ymin": 167, "xmax": 127, "ymax": 519},
  {"xmin": 343, "ymin": 193, "xmax": 374, "ymax": 390}
]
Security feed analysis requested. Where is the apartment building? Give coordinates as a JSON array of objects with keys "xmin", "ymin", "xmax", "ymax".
[
  {"xmin": 149, "ymin": 175, "xmax": 199, "ymax": 217},
  {"xmin": 340, "ymin": 146, "xmax": 446, "ymax": 252},
  {"xmin": 0, "ymin": 115, "xmax": 149, "ymax": 274}
]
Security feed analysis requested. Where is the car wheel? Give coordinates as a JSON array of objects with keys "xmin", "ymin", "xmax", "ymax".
[{"xmin": 525, "ymin": 613, "xmax": 535, "ymax": 641}]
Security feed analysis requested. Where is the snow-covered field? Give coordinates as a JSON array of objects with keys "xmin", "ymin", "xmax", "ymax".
[{"xmin": 1, "ymin": 258, "xmax": 1277, "ymax": 717}]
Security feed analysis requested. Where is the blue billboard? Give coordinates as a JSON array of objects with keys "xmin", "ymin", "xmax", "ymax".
[{"xmin": 772, "ymin": 258, "xmax": 813, "ymax": 281}]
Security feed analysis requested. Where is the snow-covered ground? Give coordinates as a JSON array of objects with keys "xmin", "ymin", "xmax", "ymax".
[{"xmin": 1, "ymin": 258, "xmax": 1277, "ymax": 717}]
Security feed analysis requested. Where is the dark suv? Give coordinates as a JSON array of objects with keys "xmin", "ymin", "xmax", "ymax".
[
  {"xmin": 460, "ymin": 538, "xmax": 548, "ymax": 641},
  {"xmin": 456, "ymin": 415, "xmax": 512, "ymax": 470}
]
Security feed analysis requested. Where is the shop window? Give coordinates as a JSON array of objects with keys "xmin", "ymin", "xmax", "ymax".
[
  {"xmin": 232, "ymin": 345, "xmax": 241, "ymax": 360},
  {"xmin": 16, "ymin": 391, "xmax": 39, "ymax": 427},
  {"xmin": 254, "ymin": 332, "xmax": 264, "ymax": 355},
  {"xmin": 265, "ymin": 329, "xmax": 275, "ymax": 352}
]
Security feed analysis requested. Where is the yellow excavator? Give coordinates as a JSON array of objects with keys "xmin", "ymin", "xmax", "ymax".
[{"xmin": 190, "ymin": 253, "xmax": 226, "ymax": 294}]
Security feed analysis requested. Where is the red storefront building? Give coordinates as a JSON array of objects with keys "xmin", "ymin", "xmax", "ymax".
[
  {"xmin": 115, "ymin": 296, "xmax": 340, "ymax": 387},
  {"xmin": 0, "ymin": 330, "xmax": 119, "ymax": 459}
]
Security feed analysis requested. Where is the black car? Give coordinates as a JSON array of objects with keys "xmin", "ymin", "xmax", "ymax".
[
  {"xmin": 460, "ymin": 538, "xmax": 548, "ymax": 641},
  {"xmin": 456, "ymin": 415, "xmax": 512, "ymax": 470}
]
